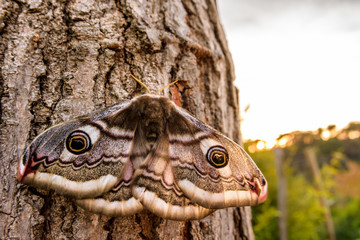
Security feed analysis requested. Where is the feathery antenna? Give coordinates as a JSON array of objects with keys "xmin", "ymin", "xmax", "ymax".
[
  {"xmin": 130, "ymin": 74, "xmax": 151, "ymax": 94},
  {"xmin": 130, "ymin": 74, "xmax": 179, "ymax": 95},
  {"xmin": 156, "ymin": 79, "xmax": 179, "ymax": 95}
]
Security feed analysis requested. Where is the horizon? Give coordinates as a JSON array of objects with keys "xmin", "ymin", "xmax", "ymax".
[{"xmin": 246, "ymin": 120, "xmax": 360, "ymax": 152}]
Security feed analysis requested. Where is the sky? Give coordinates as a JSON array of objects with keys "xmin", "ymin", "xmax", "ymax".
[{"xmin": 217, "ymin": 0, "xmax": 360, "ymax": 143}]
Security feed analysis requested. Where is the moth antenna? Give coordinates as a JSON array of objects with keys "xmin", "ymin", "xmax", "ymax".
[
  {"xmin": 156, "ymin": 79, "xmax": 179, "ymax": 95},
  {"xmin": 130, "ymin": 74, "xmax": 151, "ymax": 94}
]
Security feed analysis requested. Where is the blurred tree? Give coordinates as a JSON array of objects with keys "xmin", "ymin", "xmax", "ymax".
[{"xmin": 246, "ymin": 122, "xmax": 360, "ymax": 240}]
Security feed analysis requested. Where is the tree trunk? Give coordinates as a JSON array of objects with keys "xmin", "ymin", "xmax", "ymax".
[
  {"xmin": 0, "ymin": 0, "xmax": 254, "ymax": 239},
  {"xmin": 304, "ymin": 148, "xmax": 336, "ymax": 240},
  {"xmin": 274, "ymin": 148, "xmax": 287, "ymax": 240}
]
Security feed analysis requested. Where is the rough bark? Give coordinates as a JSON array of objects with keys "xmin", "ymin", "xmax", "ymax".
[{"xmin": 0, "ymin": 0, "xmax": 254, "ymax": 239}]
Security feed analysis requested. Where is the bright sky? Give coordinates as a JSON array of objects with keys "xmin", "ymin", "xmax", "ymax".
[{"xmin": 218, "ymin": 0, "xmax": 360, "ymax": 142}]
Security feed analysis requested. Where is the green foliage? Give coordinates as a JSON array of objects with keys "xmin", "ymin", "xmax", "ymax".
[
  {"xmin": 333, "ymin": 198, "xmax": 360, "ymax": 239},
  {"xmin": 253, "ymin": 204, "xmax": 279, "ymax": 240},
  {"xmin": 317, "ymin": 137, "xmax": 343, "ymax": 157},
  {"xmin": 287, "ymin": 174, "xmax": 327, "ymax": 240},
  {"xmin": 248, "ymin": 149, "xmax": 279, "ymax": 239}
]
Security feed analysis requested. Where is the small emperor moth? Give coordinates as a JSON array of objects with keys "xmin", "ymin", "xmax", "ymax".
[{"xmin": 18, "ymin": 80, "xmax": 267, "ymax": 220}]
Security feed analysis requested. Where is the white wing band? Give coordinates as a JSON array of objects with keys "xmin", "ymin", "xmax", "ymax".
[{"xmin": 22, "ymin": 172, "xmax": 118, "ymax": 199}]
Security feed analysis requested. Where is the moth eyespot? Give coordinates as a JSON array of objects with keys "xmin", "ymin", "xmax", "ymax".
[
  {"xmin": 206, "ymin": 146, "xmax": 229, "ymax": 168},
  {"xmin": 66, "ymin": 131, "xmax": 92, "ymax": 155}
]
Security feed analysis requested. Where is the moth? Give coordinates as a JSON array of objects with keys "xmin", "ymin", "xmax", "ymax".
[{"xmin": 18, "ymin": 81, "xmax": 267, "ymax": 220}]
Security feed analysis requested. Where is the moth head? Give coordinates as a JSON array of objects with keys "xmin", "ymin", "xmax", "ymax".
[
  {"xmin": 66, "ymin": 130, "xmax": 92, "ymax": 154},
  {"xmin": 206, "ymin": 146, "xmax": 228, "ymax": 168}
]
